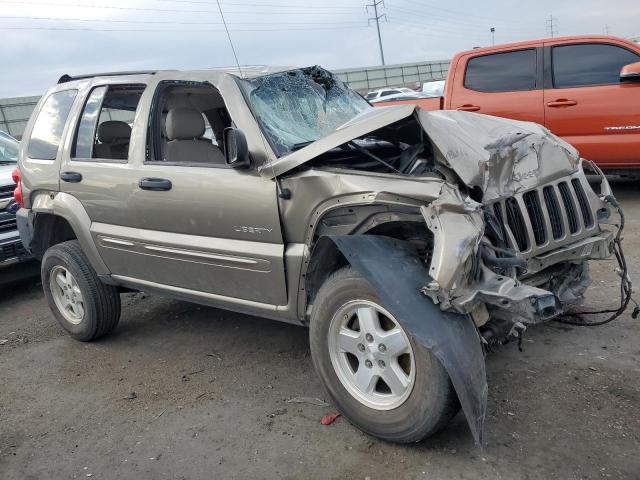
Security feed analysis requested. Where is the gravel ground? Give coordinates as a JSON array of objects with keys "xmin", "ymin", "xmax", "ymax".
[{"xmin": 1, "ymin": 180, "xmax": 639, "ymax": 480}]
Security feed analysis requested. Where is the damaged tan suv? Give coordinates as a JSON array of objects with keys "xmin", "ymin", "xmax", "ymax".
[{"xmin": 15, "ymin": 67, "xmax": 628, "ymax": 444}]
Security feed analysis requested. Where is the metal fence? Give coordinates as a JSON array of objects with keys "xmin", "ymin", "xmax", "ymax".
[
  {"xmin": 334, "ymin": 60, "xmax": 450, "ymax": 93},
  {"xmin": 0, "ymin": 60, "xmax": 451, "ymax": 138}
]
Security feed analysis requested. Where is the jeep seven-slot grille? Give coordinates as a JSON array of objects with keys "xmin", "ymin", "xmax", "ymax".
[
  {"xmin": 542, "ymin": 186, "xmax": 563, "ymax": 240},
  {"xmin": 572, "ymin": 179, "xmax": 594, "ymax": 228},
  {"xmin": 523, "ymin": 191, "xmax": 546, "ymax": 246},
  {"xmin": 505, "ymin": 197, "xmax": 529, "ymax": 251},
  {"xmin": 490, "ymin": 178, "xmax": 596, "ymax": 255}
]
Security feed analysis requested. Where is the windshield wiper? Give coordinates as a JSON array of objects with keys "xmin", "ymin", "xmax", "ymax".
[
  {"xmin": 347, "ymin": 141, "xmax": 402, "ymax": 174},
  {"xmin": 290, "ymin": 141, "xmax": 314, "ymax": 151}
]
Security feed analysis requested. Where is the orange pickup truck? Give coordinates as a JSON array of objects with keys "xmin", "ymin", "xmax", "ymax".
[{"xmin": 378, "ymin": 35, "xmax": 640, "ymax": 174}]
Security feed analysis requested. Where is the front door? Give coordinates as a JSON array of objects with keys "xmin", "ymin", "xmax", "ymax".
[
  {"xmin": 543, "ymin": 41, "xmax": 640, "ymax": 168},
  {"xmin": 60, "ymin": 80, "xmax": 287, "ymax": 306}
]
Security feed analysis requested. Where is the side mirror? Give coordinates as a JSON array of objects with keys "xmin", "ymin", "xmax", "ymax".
[
  {"xmin": 620, "ymin": 62, "xmax": 640, "ymax": 83},
  {"xmin": 223, "ymin": 127, "xmax": 250, "ymax": 169}
]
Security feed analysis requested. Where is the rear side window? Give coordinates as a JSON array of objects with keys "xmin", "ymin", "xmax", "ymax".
[
  {"xmin": 464, "ymin": 49, "xmax": 537, "ymax": 92},
  {"xmin": 27, "ymin": 89, "xmax": 77, "ymax": 160},
  {"xmin": 552, "ymin": 43, "xmax": 640, "ymax": 88},
  {"xmin": 73, "ymin": 84, "xmax": 144, "ymax": 160}
]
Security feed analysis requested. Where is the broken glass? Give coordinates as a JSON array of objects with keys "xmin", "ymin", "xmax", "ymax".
[{"xmin": 239, "ymin": 66, "xmax": 370, "ymax": 156}]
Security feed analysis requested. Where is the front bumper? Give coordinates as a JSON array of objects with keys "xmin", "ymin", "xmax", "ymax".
[{"xmin": 421, "ymin": 160, "xmax": 617, "ymax": 325}]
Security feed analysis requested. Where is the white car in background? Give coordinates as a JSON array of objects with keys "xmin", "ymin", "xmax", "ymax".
[
  {"xmin": 365, "ymin": 87, "xmax": 426, "ymax": 103},
  {"xmin": 422, "ymin": 80, "xmax": 446, "ymax": 97}
]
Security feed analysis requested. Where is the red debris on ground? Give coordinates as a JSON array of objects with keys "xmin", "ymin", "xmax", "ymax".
[{"xmin": 320, "ymin": 412, "xmax": 341, "ymax": 425}]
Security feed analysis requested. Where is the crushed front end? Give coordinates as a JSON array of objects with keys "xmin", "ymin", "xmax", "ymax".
[{"xmin": 417, "ymin": 111, "xmax": 625, "ymax": 343}]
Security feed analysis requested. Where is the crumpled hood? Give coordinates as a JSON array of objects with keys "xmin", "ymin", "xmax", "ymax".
[
  {"xmin": 264, "ymin": 105, "xmax": 580, "ymax": 202},
  {"xmin": 417, "ymin": 110, "xmax": 579, "ymax": 201}
]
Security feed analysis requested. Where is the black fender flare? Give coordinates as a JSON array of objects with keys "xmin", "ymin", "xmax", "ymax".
[{"xmin": 326, "ymin": 235, "xmax": 487, "ymax": 444}]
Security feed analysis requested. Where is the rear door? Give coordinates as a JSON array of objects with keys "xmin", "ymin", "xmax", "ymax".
[
  {"xmin": 543, "ymin": 41, "xmax": 640, "ymax": 168},
  {"xmin": 448, "ymin": 47, "xmax": 544, "ymax": 124},
  {"xmin": 61, "ymin": 78, "xmax": 287, "ymax": 306}
]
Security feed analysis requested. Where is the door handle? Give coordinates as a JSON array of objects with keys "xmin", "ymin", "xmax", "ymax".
[
  {"xmin": 456, "ymin": 104, "xmax": 481, "ymax": 112},
  {"xmin": 139, "ymin": 178, "xmax": 172, "ymax": 191},
  {"xmin": 547, "ymin": 99, "xmax": 578, "ymax": 108},
  {"xmin": 60, "ymin": 171, "xmax": 82, "ymax": 183}
]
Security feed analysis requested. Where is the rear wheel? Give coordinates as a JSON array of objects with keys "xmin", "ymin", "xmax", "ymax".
[
  {"xmin": 309, "ymin": 266, "xmax": 460, "ymax": 443},
  {"xmin": 42, "ymin": 240, "xmax": 121, "ymax": 341}
]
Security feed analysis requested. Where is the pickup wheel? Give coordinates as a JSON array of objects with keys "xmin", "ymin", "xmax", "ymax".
[
  {"xmin": 309, "ymin": 266, "xmax": 460, "ymax": 443},
  {"xmin": 42, "ymin": 240, "xmax": 121, "ymax": 341}
]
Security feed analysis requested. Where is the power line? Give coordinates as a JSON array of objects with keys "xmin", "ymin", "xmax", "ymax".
[
  {"xmin": 0, "ymin": 15, "xmax": 365, "ymax": 26},
  {"xmin": 366, "ymin": 0, "xmax": 386, "ymax": 65},
  {"xmin": 386, "ymin": 6, "xmax": 530, "ymax": 32},
  {"xmin": 388, "ymin": 0, "xmax": 528, "ymax": 25},
  {"xmin": 0, "ymin": 25, "xmax": 368, "ymax": 32},
  {"xmin": 546, "ymin": 15, "xmax": 558, "ymax": 38},
  {"xmin": 0, "ymin": 1, "xmax": 363, "ymax": 15},
  {"xmin": 156, "ymin": 0, "xmax": 362, "ymax": 9}
]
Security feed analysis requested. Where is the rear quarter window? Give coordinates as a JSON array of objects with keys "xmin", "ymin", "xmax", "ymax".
[
  {"xmin": 27, "ymin": 89, "xmax": 77, "ymax": 160},
  {"xmin": 464, "ymin": 49, "xmax": 537, "ymax": 92}
]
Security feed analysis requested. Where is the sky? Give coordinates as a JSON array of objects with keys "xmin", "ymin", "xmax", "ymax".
[{"xmin": 1, "ymin": 0, "xmax": 639, "ymax": 97}]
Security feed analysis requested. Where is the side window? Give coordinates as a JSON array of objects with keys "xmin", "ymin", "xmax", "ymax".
[
  {"xmin": 147, "ymin": 82, "xmax": 231, "ymax": 166},
  {"xmin": 464, "ymin": 49, "xmax": 537, "ymax": 92},
  {"xmin": 27, "ymin": 89, "xmax": 77, "ymax": 160},
  {"xmin": 552, "ymin": 43, "xmax": 640, "ymax": 88},
  {"xmin": 380, "ymin": 90, "xmax": 401, "ymax": 97},
  {"xmin": 73, "ymin": 84, "xmax": 144, "ymax": 160}
]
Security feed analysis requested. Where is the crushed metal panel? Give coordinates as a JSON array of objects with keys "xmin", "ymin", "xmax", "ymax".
[
  {"xmin": 420, "ymin": 183, "xmax": 484, "ymax": 296},
  {"xmin": 328, "ymin": 235, "xmax": 487, "ymax": 444},
  {"xmin": 262, "ymin": 104, "xmax": 416, "ymax": 178},
  {"xmin": 416, "ymin": 110, "xmax": 580, "ymax": 201}
]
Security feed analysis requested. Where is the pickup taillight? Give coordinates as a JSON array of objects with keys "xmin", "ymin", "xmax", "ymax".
[{"xmin": 12, "ymin": 167, "xmax": 24, "ymax": 208}]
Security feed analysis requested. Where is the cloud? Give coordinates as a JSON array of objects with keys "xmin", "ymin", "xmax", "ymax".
[{"xmin": 1, "ymin": 0, "xmax": 638, "ymax": 97}]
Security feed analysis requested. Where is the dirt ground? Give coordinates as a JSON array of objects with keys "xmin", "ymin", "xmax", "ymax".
[{"xmin": 1, "ymin": 181, "xmax": 639, "ymax": 480}]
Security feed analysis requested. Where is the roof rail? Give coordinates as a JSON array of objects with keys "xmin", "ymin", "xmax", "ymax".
[{"xmin": 57, "ymin": 71, "xmax": 157, "ymax": 84}]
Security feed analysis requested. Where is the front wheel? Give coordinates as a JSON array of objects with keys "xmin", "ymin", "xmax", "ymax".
[
  {"xmin": 309, "ymin": 266, "xmax": 460, "ymax": 443},
  {"xmin": 42, "ymin": 240, "xmax": 121, "ymax": 341}
]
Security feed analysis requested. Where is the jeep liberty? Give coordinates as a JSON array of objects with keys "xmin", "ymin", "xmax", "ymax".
[{"xmin": 15, "ymin": 67, "xmax": 631, "ymax": 443}]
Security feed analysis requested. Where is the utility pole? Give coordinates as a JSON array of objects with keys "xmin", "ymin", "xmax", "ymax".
[
  {"xmin": 367, "ymin": 0, "xmax": 387, "ymax": 66},
  {"xmin": 490, "ymin": 27, "xmax": 495, "ymax": 46},
  {"xmin": 546, "ymin": 15, "xmax": 558, "ymax": 38},
  {"xmin": 604, "ymin": 24, "xmax": 610, "ymax": 35}
]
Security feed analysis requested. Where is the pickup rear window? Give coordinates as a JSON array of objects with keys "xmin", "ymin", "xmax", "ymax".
[
  {"xmin": 464, "ymin": 49, "xmax": 537, "ymax": 93},
  {"xmin": 552, "ymin": 43, "xmax": 640, "ymax": 88}
]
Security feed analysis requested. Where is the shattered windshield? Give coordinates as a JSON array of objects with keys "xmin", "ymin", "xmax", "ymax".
[{"xmin": 239, "ymin": 66, "xmax": 370, "ymax": 156}]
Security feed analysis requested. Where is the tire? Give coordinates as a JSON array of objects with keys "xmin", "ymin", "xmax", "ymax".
[
  {"xmin": 42, "ymin": 240, "xmax": 121, "ymax": 341},
  {"xmin": 309, "ymin": 266, "xmax": 460, "ymax": 443}
]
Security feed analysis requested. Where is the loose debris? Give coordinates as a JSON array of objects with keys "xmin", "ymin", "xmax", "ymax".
[{"xmin": 320, "ymin": 412, "xmax": 341, "ymax": 425}]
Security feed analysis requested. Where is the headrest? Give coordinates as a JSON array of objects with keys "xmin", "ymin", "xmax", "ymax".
[
  {"xmin": 97, "ymin": 121, "xmax": 131, "ymax": 143},
  {"xmin": 166, "ymin": 108, "xmax": 205, "ymax": 140}
]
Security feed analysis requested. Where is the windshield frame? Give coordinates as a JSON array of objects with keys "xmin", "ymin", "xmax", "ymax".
[{"xmin": 235, "ymin": 66, "xmax": 371, "ymax": 158}]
